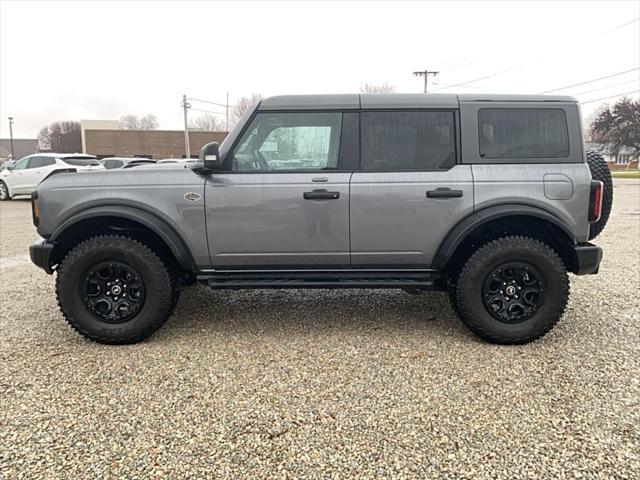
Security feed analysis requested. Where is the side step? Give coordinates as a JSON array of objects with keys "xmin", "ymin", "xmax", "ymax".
[{"xmin": 197, "ymin": 269, "xmax": 441, "ymax": 290}]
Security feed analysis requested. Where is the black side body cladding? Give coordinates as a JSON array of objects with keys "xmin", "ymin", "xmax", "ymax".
[
  {"xmin": 49, "ymin": 205, "xmax": 197, "ymax": 271},
  {"xmin": 432, "ymin": 204, "xmax": 577, "ymax": 269}
]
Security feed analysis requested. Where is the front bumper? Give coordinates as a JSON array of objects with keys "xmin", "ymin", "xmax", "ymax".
[
  {"xmin": 29, "ymin": 237, "xmax": 55, "ymax": 274},
  {"xmin": 571, "ymin": 243, "xmax": 603, "ymax": 275}
]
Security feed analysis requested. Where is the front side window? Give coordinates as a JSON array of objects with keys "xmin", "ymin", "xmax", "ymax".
[
  {"xmin": 360, "ymin": 111, "xmax": 456, "ymax": 171},
  {"xmin": 28, "ymin": 156, "xmax": 55, "ymax": 168},
  {"xmin": 11, "ymin": 157, "xmax": 30, "ymax": 170},
  {"xmin": 479, "ymin": 108, "xmax": 569, "ymax": 159},
  {"xmin": 232, "ymin": 112, "xmax": 342, "ymax": 172}
]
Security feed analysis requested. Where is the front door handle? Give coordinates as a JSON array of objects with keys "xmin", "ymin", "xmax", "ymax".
[
  {"xmin": 426, "ymin": 188, "xmax": 463, "ymax": 199},
  {"xmin": 303, "ymin": 189, "xmax": 340, "ymax": 200}
]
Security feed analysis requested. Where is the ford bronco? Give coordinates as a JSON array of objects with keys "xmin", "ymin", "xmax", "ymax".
[{"xmin": 28, "ymin": 94, "xmax": 612, "ymax": 345}]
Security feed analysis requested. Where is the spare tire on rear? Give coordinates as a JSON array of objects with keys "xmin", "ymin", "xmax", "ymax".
[{"xmin": 586, "ymin": 150, "xmax": 613, "ymax": 240}]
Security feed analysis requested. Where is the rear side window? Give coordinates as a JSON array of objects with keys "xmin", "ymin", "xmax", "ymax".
[
  {"xmin": 62, "ymin": 157, "xmax": 101, "ymax": 166},
  {"xmin": 28, "ymin": 157, "xmax": 55, "ymax": 168},
  {"xmin": 103, "ymin": 160, "xmax": 123, "ymax": 169},
  {"xmin": 360, "ymin": 111, "xmax": 456, "ymax": 171},
  {"xmin": 479, "ymin": 108, "xmax": 569, "ymax": 159}
]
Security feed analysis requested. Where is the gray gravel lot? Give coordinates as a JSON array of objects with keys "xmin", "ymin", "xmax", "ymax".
[{"xmin": 1, "ymin": 180, "xmax": 639, "ymax": 479}]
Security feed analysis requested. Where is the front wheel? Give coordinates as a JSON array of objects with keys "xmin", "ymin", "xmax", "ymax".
[
  {"xmin": 452, "ymin": 236, "xmax": 569, "ymax": 345},
  {"xmin": 56, "ymin": 235, "xmax": 174, "ymax": 344},
  {"xmin": 0, "ymin": 181, "xmax": 11, "ymax": 201}
]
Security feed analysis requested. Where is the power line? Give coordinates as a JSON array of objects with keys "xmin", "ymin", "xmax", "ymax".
[
  {"xmin": 440, "ymin": 57, "xmax": 470, "ymax": 69},
  {"xmin": 580, "ymin": 90, "xmax": 640, "ymax": 105},
  {"xmin": 572, "ymin": 78, "xmax": 640, "ymax": 97},
  {"xmin": 434, "ymin": 82, "xmax": 485, "ymax": 90},
  {"xmin": 537, "ymin": 68, "xmax": 639, "ymax": 94},
  {"xmin": 189, "ymin": 96, "xmax": 231, "ymax": 130},
  {"xmin": 434, "ymin": 17, "xmax": 639, "ymax": 93},
  {"xmin": 442, "ymin": 60, "xmax": 475, "ymax": 73},
  {"xmin": 433, "ymin": 64, "xmax": 523, "ymax": 91},
  {"xmin": 607, "ymin": 17, "xmax": 640, "ymax": 32},
  {"xmin": 189, "ymin": 97, "xmax": 227, "ymax": 108},
  {"xmin": 189, "ymin": 107, "xmax": 226, "ymax": 116}
]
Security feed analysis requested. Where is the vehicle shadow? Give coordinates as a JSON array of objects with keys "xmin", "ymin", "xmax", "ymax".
[{"xmin": 160, "ymin": 284, "xmax": 470, "ymax": 340}]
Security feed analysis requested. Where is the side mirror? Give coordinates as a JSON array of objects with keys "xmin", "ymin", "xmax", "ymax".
[{"xmin": 196, "ymin": 142, "xmax": 221, "ymax": 172}]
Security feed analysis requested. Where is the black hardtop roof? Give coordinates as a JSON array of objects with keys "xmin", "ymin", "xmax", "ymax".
[{"xmin": 258, "ymin": 93, "xmax": 577, "ymax": 110}]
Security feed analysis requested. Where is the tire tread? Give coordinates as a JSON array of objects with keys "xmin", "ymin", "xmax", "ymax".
[
  {"xmin": 56, "ymin": 235, "xmax": 172, "ymax": 344},
  {"xmin": 453, "ymin": 235, "xmax": 569, "ymax": 344},
  {"xmin": 586, "ymin": 150, "xmax": 613, "ymax": 240}
]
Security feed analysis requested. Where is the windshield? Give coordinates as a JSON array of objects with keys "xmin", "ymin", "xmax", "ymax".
[{"xmin": 62, "ymin": 157, "xmax": 101, "ymax": 167}]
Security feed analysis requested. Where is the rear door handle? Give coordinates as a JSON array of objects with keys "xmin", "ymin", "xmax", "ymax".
[
  {"xmin": 303, "ymin": 189, "xmax": 340, "ymax": 200},
  {"xmin": 426, "ymin": 188, "xmax": 463, "ymax": 199}
]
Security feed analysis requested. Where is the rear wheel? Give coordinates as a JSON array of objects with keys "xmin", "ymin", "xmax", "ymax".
[
  {"xmin": 56, "ymin": 235, "xmax": 173, "ymax": 344},
  {"xmin": 586, "ymin": 150, "xmax": 613, "ymax": 240},
  {"xmin": 0, "ymin": 181, "xmax": 11, "ymax": 201},
  {"xmin": 452, "ymin": 236, "xmax": 569, "ymax": 344}
]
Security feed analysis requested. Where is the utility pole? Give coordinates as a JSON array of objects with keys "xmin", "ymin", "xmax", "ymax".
[
  {"xmin": 182, "ymin": 94, "xmax": 191, "ymax": 158},
  {"xmin": 225, "ymin": 91, "xmax": 229, "ymax": 131},
  {"xmin": 8, "ymin": 117, "xmax": 15, "ymax": 159},
  {"xmin": 413, "ymin": 69, "xmax": 439, "ymax": 93}
]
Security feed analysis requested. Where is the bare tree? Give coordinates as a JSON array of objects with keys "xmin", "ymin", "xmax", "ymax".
[
  {"xmin": 119, "ymin": 114, "xmax": 159, "ymax": 130},
  {"xmin": 360, "ymin": 82, "xmax": 396, "ymax": 94},
  {"xmin": 590, "ymin": 97, "xmax": 640, "ymax": 155},
  {"xmin": 230, "ymin": 94, "xmax": 263, "ymax": 127},
  {"xmin": 119, "ymin": 114, "xmax": 140, "ymax": 129},
  {"xmin": 37, "ymin": 121, "xmax": 81, "ymax": 153},
  {"xmin": 139, "ymin": 114, "xmax": 159, "ymax": 130},
  {"xmin": 189, "ymin": 113, "xmax": 225, "ymax": 131}
]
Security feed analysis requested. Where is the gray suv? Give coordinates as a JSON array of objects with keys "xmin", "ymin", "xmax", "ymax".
[{"xmin": 28, "ymin": 94, "xmax": 612, "ymax": 345}]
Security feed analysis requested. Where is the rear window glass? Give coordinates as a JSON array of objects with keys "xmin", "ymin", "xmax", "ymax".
[
  {"xmin": 361, "ymin": 111, "xmax": 456, "ymax": 171},
  {"xmin": 478, "ymin": 108, "xmax": 569, "ymax": 159},
  {"xmin": 62, "ymin": 157, "xmax": 101, "ymax": 166}
]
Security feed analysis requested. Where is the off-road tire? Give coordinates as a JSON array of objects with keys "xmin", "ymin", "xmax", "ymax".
[
  {"xmin": 56, "ymin": 235, "xmax": 173, "ymax": 344},
  {"xmin": 0, "ymin": 181, "xmax": 11, "ymax": 201},
  {"xmin": 452, "ymin": 236, "xmax": 569, "ymax": 345},
  {"xmin": 586, "ymin": 150, "xmax": 613, "ymax": 240},
  {"xmin": 168, "ymin": 268, "xmax": 181, "ymax": 315}
]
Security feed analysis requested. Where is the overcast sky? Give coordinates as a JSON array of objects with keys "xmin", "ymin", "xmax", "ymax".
[{"xmin": 1, "ymin": 0, "xmax": 638, "ymax": 138}]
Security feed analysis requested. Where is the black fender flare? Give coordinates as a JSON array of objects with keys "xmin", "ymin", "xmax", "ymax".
[
  {"xmin": 50, "ymin": 205, "xmax": 196, "ymax": 271},
  {"xmin": 432, "ymin": 204, "xmax": 577, "ymax": 270}
]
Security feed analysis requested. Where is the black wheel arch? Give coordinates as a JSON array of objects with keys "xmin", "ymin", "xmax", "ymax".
[
  {"xmin": 433, "ymin": 204, "xmax": 578, "ymax": 273},
  {"xmin": 48, "ymin": 205, "xmax": 197, "ymax": 272}
]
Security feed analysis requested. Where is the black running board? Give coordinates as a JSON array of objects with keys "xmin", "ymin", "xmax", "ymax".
[{"xmin": 197, "ymin": 269, "xmax": 441, "ymax": 290}]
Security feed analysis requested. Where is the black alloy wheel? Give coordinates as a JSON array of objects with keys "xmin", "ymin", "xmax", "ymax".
[
  {"xmin": 81, "ymin": 261, "xmax": 146, "ymax": 323},
  {"xmin": 482, "ymin": 262, "xmax": 544, "ymax": 323}
]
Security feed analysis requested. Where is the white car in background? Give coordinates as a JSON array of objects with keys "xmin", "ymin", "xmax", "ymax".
[
  {"xmin": 99, "ymin": 157, "xmax": 157, "ymax": 169},
  {"xmin": 0, "ymin": 153, "xmax": 104, "ymax": 200},
  {"xmin": 156, "ymin": 158, "xmax": 199, "ymax": 165}
]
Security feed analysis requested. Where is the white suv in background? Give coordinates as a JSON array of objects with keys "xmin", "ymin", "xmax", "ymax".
[{"xmin": 0, "ymin": 153, "xmax": 104, "ymax": 200}]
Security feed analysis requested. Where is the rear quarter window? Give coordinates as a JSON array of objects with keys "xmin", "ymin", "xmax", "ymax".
[
  {"xmin": 62, "ymin": 157, "xmax": 101, "ymax": 167},
  {"xmin": 479, "ymin": 108, "xmax": 569, "ymax": 159}
]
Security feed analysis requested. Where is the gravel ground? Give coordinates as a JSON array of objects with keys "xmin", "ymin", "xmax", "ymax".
[{"xmin": 1, "ymin": 181, "xmax": 639, "ymax": 479}]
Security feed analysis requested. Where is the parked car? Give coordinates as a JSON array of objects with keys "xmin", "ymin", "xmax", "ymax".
[
  {"xmin": 157, "ymin": 158, "xmax": 198, "ymax": 165},
  {"xmin": 1, "ymin": 159, "xmax": 17, "ymax": 170},
  {"xmin": 99, "ymin": 157, "xmax": 157, "ymax": 169},
  {"xmin": 29, "ymin": 94, "xmax": 612, "ymax": 345},
  {"xmin": 0, "ymin": 153, "xmax": 104, "ymax": 200}
]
